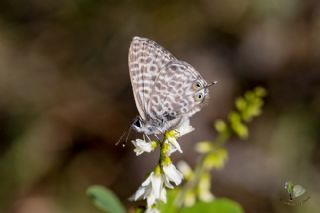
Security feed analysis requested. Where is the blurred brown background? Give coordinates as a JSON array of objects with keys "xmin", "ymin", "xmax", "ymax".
[{"xmin": 0, "ymin": 0, "xmax": 319, "ymax": 213}]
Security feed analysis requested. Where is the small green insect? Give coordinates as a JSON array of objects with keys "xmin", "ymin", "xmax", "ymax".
[
  {"xmin": 285, "ymin": 181, "xmax": 306, "ymax": 200},
  {"xmin": 282, "ymin": 181, "xmax": 310, "ymax": 206}
]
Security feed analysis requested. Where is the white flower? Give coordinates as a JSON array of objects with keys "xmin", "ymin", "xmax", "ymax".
[
  {"xmin": 132, "ymin": 139, "xmax": 157, "ymax": 156},
  {"xmin": 162, "ymin": 163, "xmax": 183, "ymax": 186},
  {"xmin": 163, "ymin": 118, "xmax": 194, "ymax": 155},
  {"xmin": 129, "ymin": 174, "xmax": 152, "ymax": 201},
  {"xmin": 166, "ymin": 136, "xmax": 183, "ymax": 153},
  {"xmin": 146, "ymin": 207, "xmax": 160, "ymax": 213},
  {"xmin": 130, "ymin": 171, "xmax": 166, "ymax": 207},
  {"xmin": 149, "ymin": 173, "xmax": 162, "ymax": 202},
  {"xmin": 175, "ymin": 118, "xmax": 194, "ymax": 137},
  {"xmin": 160, "ymin": 187, "xmax": 167, "ymax": 203},
  {"xmin": 162, "ymin": 174, "xmax": 174, "ymax": 189},
  {"xmin": 130, "ymin": 117, "xmax": 194, "ymax": 213},
  {"xmin": 165, "ymin": 141, "xmax": 180, "ymax": 156}
]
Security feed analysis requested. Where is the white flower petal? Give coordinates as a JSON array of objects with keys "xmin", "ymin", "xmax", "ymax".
[
  {"xmin": 130, "ymin": 172, "xmax": 158, "ymax": 202},
  {"xmin": 146, "ymin": 207, "xmax": 160, "ymax": 213},
  {"xmin": 163, "ymin": 163, "xmax": 183, "ymax": 185},
  {"xmin": 141, "ymin": 172, "xmax": 153, "ymax": 187},
  {"xmin": 132, "ymin": 139, "xmax": 155, "ymax": 156},
  {"xmin": 166, "ymin": 143, "xmax": 178, "ymax": 156},
  {"xmin": 143, "ymin": 186, "xmax": 152, "ymax": 200},
  {"xmin": 163, "ymin": 174, "xmax": 174, "ymax": 189},
  {"xmin": 176, "ymin": 118, "xmax": 194, "ymax": 137},
  {"xmin": 167, "ymin": 137, "xmax": 182, "ymax": 153},
  {"xmin": 129, "ymin": 185, "xmax": 146, "ymax": 201},
  {"xmin": 151, "ymin": 174, "xmax": 162, "ymax": 199},
  {"xmin": 147, "ymin": 192, "xmax": 156, "ymax": 207},
  {"xmin": 160, "ymin": 187, "xmax": 167, "ymax": 203},
  {"xmin": 130, "ymin": 173, "xmax": 154, "ymax": 201}
]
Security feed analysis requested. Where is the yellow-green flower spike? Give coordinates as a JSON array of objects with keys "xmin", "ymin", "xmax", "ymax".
[
  {"xmin": 165, "ymin": 130, "xmax": 177, "ymax": 139},
  {"xmin": 161, "ymin": 156, "xmax": 172, "ymax": 166},
  {"xmin": 154, "ymin": 165, "xmax": 161, "ymax": 175}
]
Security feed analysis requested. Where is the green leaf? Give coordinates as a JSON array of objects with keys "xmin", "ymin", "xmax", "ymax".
[
  {"xmin": 87, "ymin": 185, "xmax": 125, "ymax": 213},
  {"xmin": 180, "ymin": 198, "xmax": 244, "ymax": 213}
]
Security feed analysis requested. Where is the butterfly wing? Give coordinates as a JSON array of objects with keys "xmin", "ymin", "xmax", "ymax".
[
  {"xmin": 147, "ymin": 61, "xmax": 208, "ymax": 129},
  {"xmin": 128, "ymin": 36, "xmax": 177, "ymax": 120}
]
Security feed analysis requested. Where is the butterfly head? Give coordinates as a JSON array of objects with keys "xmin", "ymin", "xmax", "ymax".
[
  {"xmin": 131, "ymin": 116, "xmax": 162, "ymax": 135},
  {"xmin": 193, "ymin": 80, "xmax": 217, "ymax": 103},
  {"xmin": 131, "ymin": 116, "xmax": 143, "ymax": 132}
]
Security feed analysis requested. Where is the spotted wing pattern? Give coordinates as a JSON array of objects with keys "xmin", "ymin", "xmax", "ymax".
[
  {"xmin": 147, "ymin": 61, "xmax": 208, "ymax": 128},
  {"xmin": 128, "ymin": 36, "xmax": 209, "ymax": 133},
  {"xmin": 128, "ymin": 36, "xmax": 177, "ymax": 120}
]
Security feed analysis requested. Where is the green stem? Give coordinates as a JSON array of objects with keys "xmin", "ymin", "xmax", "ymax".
[
  {"xmin": 175, "ymin": 131, "xmax": 231, "ymax": 207},
  {"xmin": 175, "ymin": 87, "xmax": 266, "ymax": 208}
]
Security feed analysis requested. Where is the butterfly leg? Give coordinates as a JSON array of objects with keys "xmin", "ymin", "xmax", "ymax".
[
  {"xmin": 125, "ymin": 127, "xmax": 132, "ymax": 144},
  {"xmin": 145, "ymin": 134, "xmax": 152, "ymax": 142},
  {"xmin": 143, "ymin": 134, "xmax": 151, "ymax": 142},
  {"xmin": 154, "ymin": 134, "xmax": 160, "ymax": 140}
]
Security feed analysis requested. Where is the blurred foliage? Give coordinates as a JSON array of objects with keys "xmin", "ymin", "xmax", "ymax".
[
  {"xmin": 88, "ymin": 186, "xmax": 243, "ymax": 213},
  {"xmin": 179, "ymin": 199, "xmax": 243, "ymax": 213},
  {"xmin": 87, "ymin": 185, "xmax": 125, "ymax": 213},
  {"xmin": 0, "ymin": 0, "xmax": 319, "ymax": 213},
  {"xmin": 217, "ymin": 87, "xmax": 267, "ymax": 140},
  {"xmin": 175, "ymin": 87, "xmax": 266, "ymax": 208},
  {"xmin": 159, "ymin": 191, "xmax": 243, "ymax": 213}
]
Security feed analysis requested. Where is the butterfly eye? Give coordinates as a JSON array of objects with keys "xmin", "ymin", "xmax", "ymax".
[
  {"xmin": 133, "ymin": 119, "xmax": 141, "ymax": 128},
  {"xmin": 195, "ymin": 92, "xmax": 204, "ymax": 101},
  {"xmin": 193, "ymin": 81, "xmax": 203, "ymax": 90}
]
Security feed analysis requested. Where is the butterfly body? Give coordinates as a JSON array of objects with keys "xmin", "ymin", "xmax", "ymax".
[
  {"xmin": 129, "ymin": 36, "xmax": 210, "ymax": 135},
  {"xmin": 131, "ymin": 115, "xmax": 184, "ymax": 135}
]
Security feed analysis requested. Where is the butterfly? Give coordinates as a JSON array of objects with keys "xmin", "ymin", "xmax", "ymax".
[{"xmin": 128, "ymin": 36, "xmax": 215, "ymax": 136}]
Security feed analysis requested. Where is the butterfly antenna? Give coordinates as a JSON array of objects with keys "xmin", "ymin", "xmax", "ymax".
[
  {"xmin": 123, "ymin": 127, "xmax": 133, "ymax": 147},
  {"xmin": 154, "ymin": 134, "xmax": 160, "ymax": 140},
  {"xmin": 115, "ymin": 125, "xmax": 131, "ymax": 146},
  {"xmin": 205, "ymin": 81, "xmax": 218, "ymax": 89},
  {"xmin": 115, "ymin": 132, "xmax": 126, "ymax": 146}
]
